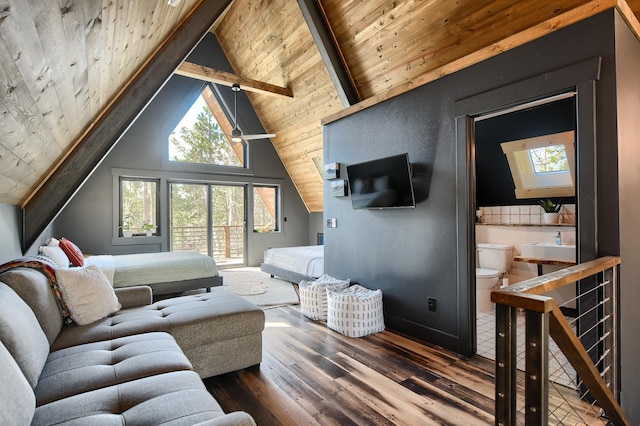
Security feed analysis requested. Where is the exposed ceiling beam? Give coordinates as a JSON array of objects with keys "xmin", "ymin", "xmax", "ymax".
[
  {"xmin": 297, "ymin": 0, "xmax": 360, "ymax": 107},
  {"xmin": 22, "ymin": 0, "xmax": 233, "ymax": 251},
  {"xmin": 175, "ymin": 62, "xmax": 294, "ymax": 98}
]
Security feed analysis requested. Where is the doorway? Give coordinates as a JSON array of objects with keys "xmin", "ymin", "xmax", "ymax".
[
  {"xmin": 169, "ymin": 182, "xmax": 246, "ymax": 267},
  {"xmin": 472, "ymin": 95, "xmax": 578, "ymax": 382},
  {"xmin": 453, "ymin": 57, "xmax": 600, "ymax": 356}
]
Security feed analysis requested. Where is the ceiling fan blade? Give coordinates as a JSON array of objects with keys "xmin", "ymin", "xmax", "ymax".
[{"xmin": 240, "ymin": 133, "xmax": 276, "ymax": 140}]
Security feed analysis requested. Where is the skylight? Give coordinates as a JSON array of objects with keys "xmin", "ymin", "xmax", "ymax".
[
  {"xmin": 501, "ymin": 131, "xmax": 575, "ymax": 199},
  {"xmin": 529, "ymin": 144, "xmax": 569, "ymax": 174}
]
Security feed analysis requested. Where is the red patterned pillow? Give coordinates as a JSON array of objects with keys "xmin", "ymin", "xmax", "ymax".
[{"xmin": 59, "ymin": 238, "xmax": 85, "ymax": 267}]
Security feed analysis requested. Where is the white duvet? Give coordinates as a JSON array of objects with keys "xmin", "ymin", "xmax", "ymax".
[
  {"xmin": 85, "ymin": 252, "xmax": 217, "ymax": 288},
  {"xmin": 263, "ymin": 245, "xmax": 324, "ymax": 278}
]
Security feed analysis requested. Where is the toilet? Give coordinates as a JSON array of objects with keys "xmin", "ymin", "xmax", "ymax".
[{"xmin": 476, "ymin": 243, "xmax": 514, "ymax": 312}]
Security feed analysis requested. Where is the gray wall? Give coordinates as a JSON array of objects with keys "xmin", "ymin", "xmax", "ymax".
[
  {"xmin": 324, "ymin": 10, "xmax": 638, "ymax": 417},
  {"xmin": 0, "ymin": 203, "xmax": 22, "ymax": 262},
  {"xmin": 53, "ymin": 35, "xmax": 310, "ymax": 264},
  {"xmin": 614, "ymin": 12, "xmax": 640, "ymax": 422}
]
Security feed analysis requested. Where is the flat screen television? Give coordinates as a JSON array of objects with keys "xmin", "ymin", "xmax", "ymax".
[{"xmin": 346, "ymin": 153, "xmax": 416, "ymax": 209}]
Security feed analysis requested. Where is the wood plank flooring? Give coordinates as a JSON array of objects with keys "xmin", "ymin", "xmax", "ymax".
[
  {"xmin": 205, "ymin": 305, "xmax": 495, "ymax": 425},
  {"xmin": 204, "ymin": 305, "xmax": 603, "ymax": 425}
]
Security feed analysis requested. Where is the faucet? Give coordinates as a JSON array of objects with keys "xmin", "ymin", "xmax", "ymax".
[{"xmin": 555, "ymin": 231, "xmax": 562, "ymax": 245}]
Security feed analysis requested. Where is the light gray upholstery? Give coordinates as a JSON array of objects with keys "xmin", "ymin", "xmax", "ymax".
[
  {"xmin": 53, "ymin": 288, "xmax": 265, "ymax": 378},
  {"xmin": 0, "ymin": 267, "xmax": 262, "ymax": 425},
  {"xmin": 32, "ymin": 371, "xmax": 233, "ymax": 426},
  {"xmin": 0, "ymin": 341, "xmax": 35, "ymax": 426},
  {"xmin": 114, "ymin": 284, "xmax": 153, "ymax": 308},
  {"xmin": 0, "ymin": 267, "xmax": 64, "ymax": 344},
  {"xmin": 0, "ymin": 283, "xmax": 50, "ymax": 389},
  {"xmin": 36, "ymin": 332, "xmax": 193, "ymax": 406}
]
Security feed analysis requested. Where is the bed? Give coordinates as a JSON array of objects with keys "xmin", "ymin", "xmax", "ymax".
[
  {"xmin": 85, "ymin": 251, "xmax": 223, "ymax": 295},
  {"xmin": 260, "ymin": 245, "xmax": 324, "ymax": 284}
]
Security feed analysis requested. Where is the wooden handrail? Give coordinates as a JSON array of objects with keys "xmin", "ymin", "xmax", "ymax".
[
  {"xmin": 491, "ymin": 256, "xmax": 620, "ymax": 311},
  {"xmin": 492, "ymin": 255, "xmax": 628, "ymax": 425}
]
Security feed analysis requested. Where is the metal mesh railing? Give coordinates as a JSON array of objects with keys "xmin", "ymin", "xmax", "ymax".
[{"xmin": 493, "ymin": 257, "xmax": 627, "ymax": 425}]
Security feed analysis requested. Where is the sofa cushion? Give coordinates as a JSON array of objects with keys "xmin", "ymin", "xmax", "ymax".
[
  {"xmin": 35, "ymin": 332, "xmax": 193, "ymax": 406},
  {"xmin": 0, "ymin": 283, "xmax": 50, "ymax": 389},
  {"xmin": 55, "ymin": 265, "xmax": 121, "ymax": 325},
  {"xmin": 0, "ymin": 340, "xmax": 35, "ymax": 425},
  {"xmin": 32, "ymin": 370, "xmax": 229, "ymax": 426},
  {"xmin": 0, "ymin": 268, "xmax": 64, "ymax": 344}
]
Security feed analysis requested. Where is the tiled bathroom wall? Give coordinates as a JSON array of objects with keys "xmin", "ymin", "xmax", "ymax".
[{"xmin": 477, "ymin": 204, "xmax": 576, "ymax": 226}]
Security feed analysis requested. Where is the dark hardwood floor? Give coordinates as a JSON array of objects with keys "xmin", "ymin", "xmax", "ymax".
[
  {"xmin": 205, "ymin": 304, "xmax": 605, "ymax": 425},
  {"xmin": 205, "ymin": 305, "xmax": 496, "ymax": 425}
]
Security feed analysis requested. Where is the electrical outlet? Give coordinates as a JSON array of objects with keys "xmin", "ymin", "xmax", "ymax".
[{"xmin": 428, "ymin": 297, "xmax": 436, "ymax": 311}]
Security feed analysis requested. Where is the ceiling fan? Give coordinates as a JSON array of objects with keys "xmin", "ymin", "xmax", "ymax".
[{"xmin": 227, "ymin": 84, "xmax": 276, "ymax": 143}]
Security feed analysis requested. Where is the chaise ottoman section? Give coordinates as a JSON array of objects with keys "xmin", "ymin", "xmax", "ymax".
[{"xmin": 51, "ymin": 288, "xmax": 265, "ymax": 378}]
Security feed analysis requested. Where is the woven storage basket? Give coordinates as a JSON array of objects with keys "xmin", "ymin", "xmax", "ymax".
[
  {"xmin": 299, "ymin": 274, "xmax": 350, "ymax": 321},
  {"xmin": 326, "ymin": 284, "xmax": 384, "ymax": 337}
]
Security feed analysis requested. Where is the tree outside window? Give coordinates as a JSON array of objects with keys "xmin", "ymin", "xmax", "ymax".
[
  {"xmin": 254, "ymin": 185, "xmax": 279, "ymax": 232},
  {"xmin": 120, "ymin": 178, "xmax": 158, "ymax": 236},
  {"xmin": 169, "ymin": 85, "xmax": 245, "ymax": 167}
]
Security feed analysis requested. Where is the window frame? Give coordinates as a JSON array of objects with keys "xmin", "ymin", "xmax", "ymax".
[
  {"xmin": 252, "ymin": 184, "xmax": 281, "ymax": 233},
  {"xmin": 500, "ymin": 130, "xmax": 575, "ymax": 199},
  {"xmin": 167, "ymin": 84, "xmax": 247, "ymax": 169},
  {"xmin": 118, "ymin": 177, "xmax": 161, "ymax": 238}
]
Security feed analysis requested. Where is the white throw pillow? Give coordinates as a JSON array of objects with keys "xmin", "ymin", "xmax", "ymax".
[
  {"xmin": 39, "ymin": 245, "xmax": 70, "ymax": 268},
  {"xmin": 55, "ymin": 265, "xmax": 121, "ymax": 325}
]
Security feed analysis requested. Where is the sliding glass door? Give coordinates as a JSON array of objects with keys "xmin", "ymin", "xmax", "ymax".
[{"xmin": 170, "ymin": 182, "xmax": 246, "ymax": 266}]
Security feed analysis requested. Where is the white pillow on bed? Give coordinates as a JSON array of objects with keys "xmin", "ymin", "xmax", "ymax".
[
  {"xmin": 55, "ymin": 265, "xmax": 121, "ymax": 325},
  {"xmin": 39, "ymin": 246, "xmax": 70, "ymax": 268}
]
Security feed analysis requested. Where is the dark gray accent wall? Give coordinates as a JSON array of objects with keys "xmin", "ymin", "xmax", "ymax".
[
  {"xmin": 52, "ymin": 34, "xmax": 310, "ymax": 264},
  {"xmin": 475, "ymin": 97, "xmax": 576, "ymax": 207},
  {"xmin": 324, "ymin": 11, "xmax": 638, "ymax": 415}
]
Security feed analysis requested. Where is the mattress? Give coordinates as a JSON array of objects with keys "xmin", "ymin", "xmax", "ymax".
[
  {"xmin": 262, "ymin": 245, "xmax": 324, "ymax": 278},
  {"xmin": 86, "ymin": 252, "xmax": 218, "ymax": 288}
]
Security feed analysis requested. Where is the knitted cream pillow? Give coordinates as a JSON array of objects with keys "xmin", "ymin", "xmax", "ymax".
[{"xmin": 55, "ymin": 265, "xmax": 121, "ymax": 325}]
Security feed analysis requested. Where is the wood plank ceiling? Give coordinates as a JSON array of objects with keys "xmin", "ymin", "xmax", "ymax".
[{"xmin": 2, "ymin": 0, "xmax": 640, "ymax": 217}]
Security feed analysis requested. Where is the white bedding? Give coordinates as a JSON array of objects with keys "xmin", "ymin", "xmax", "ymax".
[
  {"xmin": 263, "ymin": 245, "xmax": 324, "ymax": 278},
  {"xmin": 85, "ymin": 252, "xmax": 218, "ymax": 288}
]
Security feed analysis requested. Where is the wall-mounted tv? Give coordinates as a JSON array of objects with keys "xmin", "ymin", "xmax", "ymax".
[{"xmin": 346, "ymin": 153, "xmax": 416, "ymax": 209}]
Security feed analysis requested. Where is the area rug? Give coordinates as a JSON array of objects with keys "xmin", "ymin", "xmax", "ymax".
[{"xmin": 220, "ymin": 267, "xmax": 299, "ymax": 309}]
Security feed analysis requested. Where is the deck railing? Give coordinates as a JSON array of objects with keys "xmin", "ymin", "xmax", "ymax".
[
  {"xmin": 170, "ymin": 225, "xmax": 244, "ymax": 259},
  {"xmin": 491, "ymin": 256, "xmax": 628, "ymax": 425}
]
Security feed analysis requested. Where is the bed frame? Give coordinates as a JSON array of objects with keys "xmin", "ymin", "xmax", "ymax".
[
  {"xmin": 260, "ymin": 263, "xmax": 314, "ymax": 284},
  {"xmin": 131, "ymin": 275, "xmax": 223, "ymax": 296}
]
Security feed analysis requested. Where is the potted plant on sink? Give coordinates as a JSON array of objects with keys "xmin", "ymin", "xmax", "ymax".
[
  {"xmin": 539, "ymin": 199, "xmax": 562, "ymax": 224},
  {"xmin": 142, "ymin": 221, "xmax": 156, "ymax": 236}
]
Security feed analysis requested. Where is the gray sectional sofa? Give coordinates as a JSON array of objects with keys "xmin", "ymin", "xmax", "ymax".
[{"xmin": 0, "ymin": 266, "xmax": 265, "ymax": 425}]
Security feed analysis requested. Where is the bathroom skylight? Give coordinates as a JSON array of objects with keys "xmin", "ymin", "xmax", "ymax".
[
  {"xmin": 529, "ymin": 144, "xmax": 570, "ymax": 174},
  {"xmin": 501, "ymin": 131, "xmax": 575, "ymax": 199}
]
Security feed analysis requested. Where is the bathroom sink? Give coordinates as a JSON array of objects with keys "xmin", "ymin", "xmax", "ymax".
[{"xmin": 521, "ymin": 242, "xmax": 576, "ymax": 262}]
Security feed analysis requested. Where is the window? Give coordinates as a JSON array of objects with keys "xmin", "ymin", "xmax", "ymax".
[
  {"xmin": 501, "ymin": 131, "xmax": 575, "ymax": 199},
  {"xmin": 253, "ymin": 185, "xmax": 280, "ymax": 232},
  {"xmin": 120, "ymin": 178, "xmax": 159, "ymax": 237},
  {"xmin": 168, "ymin": 85, "xmax": 245, "ymax": 167}
]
